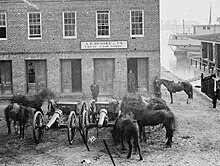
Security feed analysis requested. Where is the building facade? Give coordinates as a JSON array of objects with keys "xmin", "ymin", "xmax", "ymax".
[{"xmin": 0, "ymin": 0, "xmax": 160, "ymax": 99}]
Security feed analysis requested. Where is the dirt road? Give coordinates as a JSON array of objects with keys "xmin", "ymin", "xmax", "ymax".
[{"xmin": 1, "ymin": 68, "xmax": 220, "ymax": 166}]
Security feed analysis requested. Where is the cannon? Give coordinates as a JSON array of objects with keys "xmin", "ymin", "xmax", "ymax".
[
  {"xmin": 32, "ymin": 99, "xmax": 87, "ymax": 144},
  {"xmin": 82, "ymin": 99, "xmax": 120, "ymax": 142}
]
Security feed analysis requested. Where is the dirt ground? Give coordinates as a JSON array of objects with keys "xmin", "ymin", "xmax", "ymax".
[{"xmin": 1, "ymin": 68, "xmax": 220, "ymax": 166}]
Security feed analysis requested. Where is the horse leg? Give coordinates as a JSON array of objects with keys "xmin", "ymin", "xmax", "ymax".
[
  {"xmin": 165, "ymin": 125, "xmax": 173, "ymax": 147},
  {"xmin": 170, "ymin": 92, "xmax": 173, "ymax": 104},
  {"xmin": 138, "ymin": 124, "xmax": 144, "ymax": 142},
  {"xmin": 121, "ymin": 133, "xmax": 126, "ymax": 151},
  {"xmin": 6, "ymin": 118, "xmax": 11, "ymax": 135},
  {"xmin": 134, "ymin": 136, "xmax": 143, "ymax": 160},
  {"xmin": 126, "ymin": 135, "xmax": 132, "ymax": 159}
]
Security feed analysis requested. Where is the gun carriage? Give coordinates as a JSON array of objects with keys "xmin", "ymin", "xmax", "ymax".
[
  {"xmin": 32, "ymin": 99, "xmax": 87, "ymax": 144},
  {"xmin": 83, "ymin": 99, "xmax": 120, "ymax": 142}
]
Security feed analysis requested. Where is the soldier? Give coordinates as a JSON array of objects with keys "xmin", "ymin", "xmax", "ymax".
[
  {"xmin": 128, "ymin": 69, "xmax": 136, "ymax": 93},
  {"xmin": 90, "ymin": 82, "xmax": 99, "ymax": 101}
]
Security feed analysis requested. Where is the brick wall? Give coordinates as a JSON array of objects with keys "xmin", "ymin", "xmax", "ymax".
[{"xmin": 0, "ymin": 0, "xmax": 160, "ymax": 98}]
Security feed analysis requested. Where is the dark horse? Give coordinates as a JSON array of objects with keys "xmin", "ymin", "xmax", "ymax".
[
  {"xmin": 136, "ymin": 105, "xmax": 176, "ymax": 147},
  {"xmin": 10, "ymin": 88, "xmax": 55, "ymax": 113},
  {"xmin": 120, "ymin": 97, "xmax": 176, "ymax": 147},
  {"xmin": 4, "ymin": 103, "xmax": 34, "ymax": 138},
  {"xmin": 112, "ymin": 114, "xmax": 143, "ymax": 160},
  {"xmin": 155, "ymin": 78, "xmax": 193, "ymax": 104}
]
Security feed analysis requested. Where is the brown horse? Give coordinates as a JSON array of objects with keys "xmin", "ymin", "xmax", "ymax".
[
  {"xmin": 155, "ymin": 78, "xmax": 193, "ymax": 104},
  {"xmin": 135, "ymin": 105, "xmax": 176, "ymax": 147},
  {"xmin": 112, "ymin": 114, "xmax": 143, "ymax": 160},
  {"xmin": 4, "ymin": 103, "xmax": 34, "ymax": 138}
]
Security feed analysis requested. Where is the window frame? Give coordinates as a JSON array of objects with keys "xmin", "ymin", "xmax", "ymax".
[
  {"xmin": 0, "ymin": 12, "xmax": 7, "ymax": 40},
  {"xmin": 96, "ymin": 10, "xmax": 110, "ymax": 38},
  {"xmin": 27, "ymin": 12, "xmax": 42, "ymax": 40},
  {"xmin": 130, "ymin": 10, "xmax": 144, "ymax": 37},
  {"xmin": 62, "ymin": 11, "xmax": 77, "ymax": 39}
]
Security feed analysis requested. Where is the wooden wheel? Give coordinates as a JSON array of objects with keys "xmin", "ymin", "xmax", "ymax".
[
  {"xmin": 79, "ymin": 102, "xmax": 89, "ymax": 142},
  {"xmin": 33, "ymin": 111, "xmax": 44, "ymax": 144},
  {"xmin": 67, "ymin": 111, "xmax": 76, "ymax": 145}
]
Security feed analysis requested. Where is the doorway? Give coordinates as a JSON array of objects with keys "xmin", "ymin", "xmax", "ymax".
[
  {"xmin": 0, "ymin": 61, "xmax": 12, "ymax": 94},
  {"xmin": 127, "ymin": 58, "xmax": 149, "ymax": 92},
  {"xmin": 26, "ymin": 60, "xmax": 47, "ymax": 94}
]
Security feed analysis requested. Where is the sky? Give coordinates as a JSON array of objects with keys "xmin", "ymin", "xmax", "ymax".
[{"xmin": 160, "ymin": 0, "xmax": 220, "ymax": 25}]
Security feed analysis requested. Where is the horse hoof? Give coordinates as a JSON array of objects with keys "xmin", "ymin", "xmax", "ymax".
[
  {"xmin": 127, "ymin": 155, "xmax": 131, "ymax": 159},
  {"xmin": 140, "ymin": 156, "xmax": 143, "ymax": 161}
]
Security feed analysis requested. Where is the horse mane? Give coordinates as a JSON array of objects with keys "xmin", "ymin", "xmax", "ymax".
[{"xmin": 10, "ymin": 88, "xmax": 55, "ymax": 109}]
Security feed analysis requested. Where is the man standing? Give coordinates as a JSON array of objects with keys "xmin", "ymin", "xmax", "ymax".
[
  {"xmin": 128, "ymin": 69, "xmax": 136, "ymax": 93},
  {"xmin": 212, "ymin": 80, "xmax": 220, "ymax": 109},
  {"xmin": 90, "ymin": 82, "xmax": 99, "ymax": 101}
]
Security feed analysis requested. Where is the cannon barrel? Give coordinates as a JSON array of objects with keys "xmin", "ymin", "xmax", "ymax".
[
  {"xmin": 98, "ymin": 108, "xmax": 108, "ymax": 127},
  {"xmin": 45, "ymin": 108, "xmax": 63, "ymax": 130}
]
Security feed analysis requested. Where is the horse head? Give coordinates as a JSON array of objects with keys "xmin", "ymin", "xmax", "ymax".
[{"xmin": 155, "ymin": 78, "xmax": 162, "ymax": 88}]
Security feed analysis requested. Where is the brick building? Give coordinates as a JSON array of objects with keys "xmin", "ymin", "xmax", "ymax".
[{"xmin": 0, "ymin": 0, "xmax": 160, "ymax": 99}]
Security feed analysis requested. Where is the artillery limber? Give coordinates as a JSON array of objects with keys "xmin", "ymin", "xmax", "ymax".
[
  {"xmin": 32, "ymin": 99, "xmax": 87, "ymax": 145},
  {"xmin": 83, "ymin": 99, "xmax": 120, "ymax": 142}
]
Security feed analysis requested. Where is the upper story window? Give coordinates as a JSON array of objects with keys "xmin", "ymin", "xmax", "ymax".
[
  {"xmin": 28, "ymin": 12, "xmax": 42, "ymax": 39},
  {"xmin": 130, "ymin": 10, "xmax": 144, "ymax": 37},
  {"xmin": 63, "ymin": 11, "xmax": 77, "ymax": 39},
  {"xmin": 96, "ymin": 11, "xmax": 110, "ymax": 38},
  {"xmin": 0, "ymin": 12, "xmax": 7, "ymax": 40}
]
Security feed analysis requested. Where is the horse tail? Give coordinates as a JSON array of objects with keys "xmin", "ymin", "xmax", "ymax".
[{"xmin": 170, "ymin": 111, "xmax": 177, "ymax": 132}]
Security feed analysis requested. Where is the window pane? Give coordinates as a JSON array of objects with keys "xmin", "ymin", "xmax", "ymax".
[
  {"xmin": 0, "ymin": 27, "xmax": 6, "ymax": 38},
  {"xmin": 63, "ymin": 12, "xmax": 76, "ymax": 37},
  {"xmin": 131, "ymin": 10, "xmax": 143, "ymax": 36},
  {"xmin": 29, "ymin": 13, "xmax": 41, "ymax": 38},
  {"xmin": 97, "ymin": 11, "xmax": 110, "ymax": 37}
]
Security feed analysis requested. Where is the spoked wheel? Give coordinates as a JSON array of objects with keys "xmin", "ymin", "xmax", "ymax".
[
  {"xmin": 67, "ymin": 111, "xmax": 76, "ymax": 145},
  {"xmin": 33, "ymin": 111, "xmax": 44, "ymax": 144},
  {"xmin": 79, "ymin": 102, "xmax": 89, "ymax": 143}
]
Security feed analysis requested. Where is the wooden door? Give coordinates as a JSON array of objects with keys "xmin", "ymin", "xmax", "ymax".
[
  {"xmin": 137, "ymin": 58, "xmax": 148, "ymax": 90},
  {"xmin": 61, "ymin": 60, "xmax": 72, "ymax": 93},
  {"xmin": 0, "ymin": 61, "xmax": 12, "ymax": 94},
  {"xmin": 94, "ymin": 59, "xmax": 114, "ymax": 95},
  {"xmin": 72, "ymin": 60, "xmax": 82, "ymax": 92},
  {"xmin": 26, "ymin": 60, "xmax": 47, "ymax": 94}
]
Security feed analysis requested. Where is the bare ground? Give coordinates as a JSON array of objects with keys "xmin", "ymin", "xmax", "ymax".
[{"xmin": 1, "ymin": 69, "xmax": 220, "ymax": 166}]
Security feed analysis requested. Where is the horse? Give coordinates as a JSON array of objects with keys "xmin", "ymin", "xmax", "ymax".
[
  {"xmin": 155, "ymin": 78, "xmax": 193, "ymax": 104},
  {"xmin": 112, "ymin": 114, "xmax": 143, "ymax": 160},
  {"xmin": 134, "ymin": 105, "xmax": 176, "ymax": 147},
  {"xmin": 4, "ymin": 103, "xmax": 34, "ymax": 138},
  {"xmin": 10, "ymin": 88, "xmax": 55, "ymax": 114}
]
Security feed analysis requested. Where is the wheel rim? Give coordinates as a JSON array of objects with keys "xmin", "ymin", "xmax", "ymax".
[
  {"xmin": 80, "ymin": 103, "xmax": 88, "ymax": 142},
  {"xmin": 33, "ymin": 111, "xmax": 44, "ymax": 144},
  {"xmin": 68, "ymin": 111, "xmax": 76, "ymax": 145}
]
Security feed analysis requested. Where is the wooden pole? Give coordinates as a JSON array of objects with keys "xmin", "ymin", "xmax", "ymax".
[
  {"xmin": 78, "ymin": 129, "xmax": 90, "ymax": 151},
  {"xmin": 103, "ymin": 139, "xmax": 116, "ymax": 166}
]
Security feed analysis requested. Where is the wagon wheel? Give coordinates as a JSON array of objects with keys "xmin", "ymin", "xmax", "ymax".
[
  {"xmin": 33, "ymin": 111, "xmax": 44, "ymax": 144},
  {"xmin": 79, "ymin": 102, "xmax": 89, "ymax": 142},
  {"xmin": 67, "ymin": 111, "xmax": 76, "ymax": 145}
]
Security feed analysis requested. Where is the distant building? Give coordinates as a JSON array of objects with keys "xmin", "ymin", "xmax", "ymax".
[
  {"xmin": 0, "ymin": 0, "xmax": 160, "ymax": 99},
  {"xmin": 193, "ymin": 24, "xmax": 220, "ymax": 35},
  {"xmin": 190, "ymin": 33, "xmax": 220, "ymax": 76}
]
